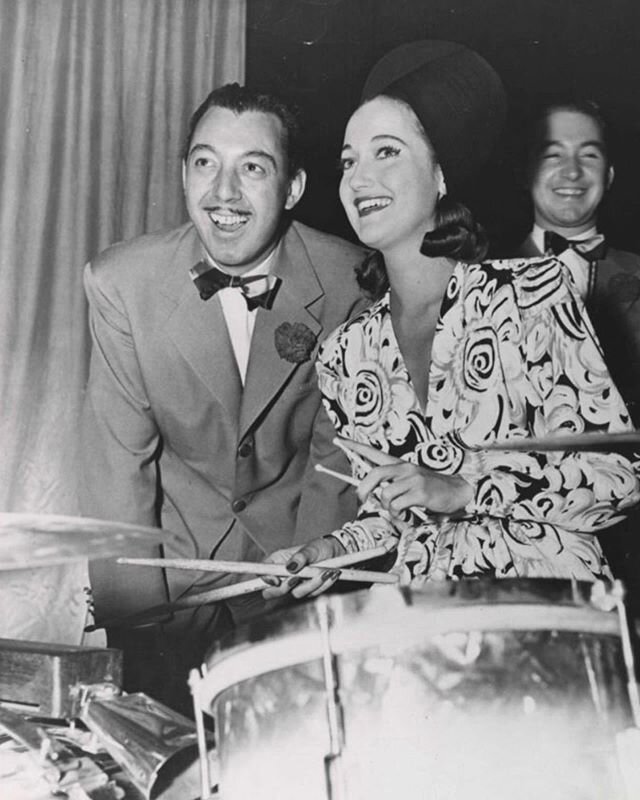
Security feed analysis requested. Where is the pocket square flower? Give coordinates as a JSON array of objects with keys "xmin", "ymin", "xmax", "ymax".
[{"xmin": 275, "ymin": 322, "xmax": 317, "ymax": 364}]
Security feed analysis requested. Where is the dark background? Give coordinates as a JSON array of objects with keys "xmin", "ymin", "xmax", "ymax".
[{"xmin": 246, "ymin": 0, "xmax": 640, "ymax": 255}]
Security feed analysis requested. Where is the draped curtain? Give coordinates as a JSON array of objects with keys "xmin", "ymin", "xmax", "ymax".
[{"xmin": 0, "ymin": 0, "xmax": 246, "ymax": 643}]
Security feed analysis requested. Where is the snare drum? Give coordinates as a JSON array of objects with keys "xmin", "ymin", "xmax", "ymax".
[{"xmin": 195, "ymin": 579, "xmax": 635, "ymax": 800}]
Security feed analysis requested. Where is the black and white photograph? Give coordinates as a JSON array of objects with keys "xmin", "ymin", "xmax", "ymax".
[{"xmin": 2, "ymin": 1, "xmax": 640, "ymax": 797}]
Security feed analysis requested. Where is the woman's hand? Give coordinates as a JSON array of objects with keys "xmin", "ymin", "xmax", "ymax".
[
  {"xmin": 261, "ymin": 535, "xmax": 347, "ymax": 600},
  {"xmin": 337, "ymin": 437, "xmax": 473, "ymax": 518}
]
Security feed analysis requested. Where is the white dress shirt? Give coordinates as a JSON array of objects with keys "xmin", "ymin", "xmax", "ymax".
[
  {"xmin": 213, "ymin": 248, "xmax": 278, "ymax": 384},
  {"xmin": 533, "ymin": 224, "xmax": 598, "ymax": 301}
]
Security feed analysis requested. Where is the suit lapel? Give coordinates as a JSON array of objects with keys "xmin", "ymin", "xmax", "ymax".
[
  {"xmin": 161, "ymin": 228, "xmax": 242, "ymax": 428},
  {"xmin": 518, "ymin": 234, "xmax": 543, "ymax": 258},
  {"xmin": 240, "ymin": 226, "xmax": 324, "ymax": 437}
]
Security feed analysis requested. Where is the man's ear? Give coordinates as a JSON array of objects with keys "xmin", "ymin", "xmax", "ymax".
[
  {"xmin": 606, "ymin": 164, "xmax": 615, "ymax": 191},
  {"xmin": 181, "ymin": 160, "xmax": 187, "ymax": 191},
  {"xmin": 285, "ymin": 169, "xmax": 307, "ymax": 211}
]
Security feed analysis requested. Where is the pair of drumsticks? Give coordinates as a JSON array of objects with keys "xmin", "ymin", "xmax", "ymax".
[
  {"xmin": 118, "ymin": 428, "xmax": 640, "ymax": 604},
  {"xmin": 119, "ymin": 437, "xmax": 401, "ymax": 599},
  {"xmin": 316, "ymin": 436, "xmax": 431, "ymax": 523}
]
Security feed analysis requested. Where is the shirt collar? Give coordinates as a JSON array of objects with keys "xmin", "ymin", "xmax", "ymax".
[
  {"xmin": 202, "ymin": 242, "xmax": 279, "ymax": 278},
  {"xmin": 532, "ymin": 223, "xmax": 598, "ymax": 253}
]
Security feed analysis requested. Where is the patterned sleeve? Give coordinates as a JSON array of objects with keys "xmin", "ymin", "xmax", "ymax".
[
  {"xmin": 315, "ymin": 333, "xmax": 401, "ymax": 554},
  {"xmin": 461, "ymin": 291, "xmax": 640, "ymax": 533}
]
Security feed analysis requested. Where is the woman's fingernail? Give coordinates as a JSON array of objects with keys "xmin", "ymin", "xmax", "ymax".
[
  {"xmin": 286, "ymin": 560, "xmax": 300, "ymax": 573},
  {"xmin": 288, "ymin": 577, "xmax": 302, "ymax": 589},
  {"xmin": 263, "ymin": 576, "xmax": 281, "ymax": 588}
]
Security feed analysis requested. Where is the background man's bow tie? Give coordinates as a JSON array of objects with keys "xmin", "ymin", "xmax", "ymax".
[
  {"xmin": 544, "ymin": 230, "xmax": 607, "ymax": 262},
  {"xmin": 190, "ymin": 262, "xmax": 281, "ymax": 310}
]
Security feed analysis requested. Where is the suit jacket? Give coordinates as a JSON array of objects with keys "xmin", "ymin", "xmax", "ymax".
[
  {"xmin": 517, "ymin": 234, "xmax": 640, "ymax": 425},
  {"xmin": 81, "ymin": 220, "xmax": 367, "ymax": 622}
]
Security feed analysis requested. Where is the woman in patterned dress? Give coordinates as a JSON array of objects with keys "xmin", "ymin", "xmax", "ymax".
[{"xmin": 263, "ymin": 41, "xmax": 640, "ymax": 597}]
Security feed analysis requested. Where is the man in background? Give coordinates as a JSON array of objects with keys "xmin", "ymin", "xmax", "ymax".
[
  {"xmin": 514, "ymin": 98, "xmax": 640, "ymax": 614},
  {"xmin": 515, "ymin": 99, "xmax": 640, "ymax": 420},
  {"xmin": 80, "ymin": 83, "xmax": 365, "ymax": 709}
]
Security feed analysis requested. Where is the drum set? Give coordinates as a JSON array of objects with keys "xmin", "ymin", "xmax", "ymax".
[{"xmin": 2, "ymin": 510, "xmax": 640, "ymax": 799}]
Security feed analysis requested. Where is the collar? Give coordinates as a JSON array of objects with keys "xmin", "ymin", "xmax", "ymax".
[
  {"xmin": 532, "ymin": 224, "xmax": 598, "ymax": 253},
  {"xmin": 198, "ymin": 243, "xmax": 280, "ymax": 279}
]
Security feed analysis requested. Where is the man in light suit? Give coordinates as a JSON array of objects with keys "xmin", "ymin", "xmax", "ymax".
[
  {"xmin": 80, "ymin": 83, "xmax": 365, "ymax": 708},
  {"xmin": 514, "ymin": 98, "xmax": 640, "ymax": 617}
]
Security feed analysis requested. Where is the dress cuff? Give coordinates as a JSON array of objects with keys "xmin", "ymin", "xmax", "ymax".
[{"xmin": 323, "ymin": 530, "xmax": 360, "ymax": 554}]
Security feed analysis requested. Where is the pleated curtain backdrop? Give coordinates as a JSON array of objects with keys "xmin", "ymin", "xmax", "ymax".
[{"xmin": 0, "ymin": 0, "xmax": 246, "ymax": 642}]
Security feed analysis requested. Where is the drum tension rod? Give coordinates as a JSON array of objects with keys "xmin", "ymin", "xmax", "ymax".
[
  {"xmin": 318, "ymin": 596, "xmax": 348, "ymax": 800},
  {"xmin": 190, "ymin": 669, "xmax": 213, "ymax": 800}
]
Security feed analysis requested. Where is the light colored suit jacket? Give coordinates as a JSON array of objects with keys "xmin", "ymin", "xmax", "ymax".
[{"xmin": 81, "ymin": 220, "xmax": 366, "ymax": 622}]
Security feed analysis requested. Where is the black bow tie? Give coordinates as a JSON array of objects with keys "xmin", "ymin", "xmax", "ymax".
[
  {"xmin": 190, "ymin": 262, "xmax": 281, "ymax": 311},
  {"xmin": 543, "ymin": 231, "xmax": 607, "ymax": 262}
]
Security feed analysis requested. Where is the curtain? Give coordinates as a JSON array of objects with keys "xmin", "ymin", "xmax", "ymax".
[{"xmin": 0, "ymin": 0, "xmax": 246, "ymax": 644}]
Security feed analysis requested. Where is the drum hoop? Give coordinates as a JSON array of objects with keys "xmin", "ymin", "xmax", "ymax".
[{"xmin": 198, "ymin": 603, "xmax": 620, "ymax": 711}]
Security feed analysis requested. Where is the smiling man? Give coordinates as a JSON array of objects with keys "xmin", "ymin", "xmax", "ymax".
[
  {"xmin": 80, "ymin": 83, "xmax": 365, "ymax": 710},
  {"xmin": 516, "ymin": 99, "xmax": 640, "ymax": 423},
  {"xmin": 514, "ymin": 99, "xmax": 640, "ymax": 618}
]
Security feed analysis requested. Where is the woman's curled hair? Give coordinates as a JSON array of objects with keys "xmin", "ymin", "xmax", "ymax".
[
  {"xmin": 420, "ymin": 195, "xmax": 488, "ymax": 262},
  {"xmin": 355, "ymin": 195, "xmax": 489, "ymax": 301}
]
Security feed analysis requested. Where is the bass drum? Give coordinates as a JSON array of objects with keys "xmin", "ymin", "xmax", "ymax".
[{"xmin": 197, "ymin": 579, "xmax": 635, "ymax": 800}]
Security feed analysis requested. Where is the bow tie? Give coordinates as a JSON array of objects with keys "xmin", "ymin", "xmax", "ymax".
[
  {"xmin": 190, "ymin": 262, "xmax": 281, "ymax": 311},
  {"xmin": 543, "ymin": 231, "xmax": 607, "ymax": 262}
]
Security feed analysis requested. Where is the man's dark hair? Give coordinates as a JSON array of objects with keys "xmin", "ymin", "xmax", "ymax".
[
  {"xmin": 182, "ymin": 83, "xmax": 303, "ymax": 177},
  {"xmin": 525, "ymin": 98, "xmax": 611, "ymax": 185}
]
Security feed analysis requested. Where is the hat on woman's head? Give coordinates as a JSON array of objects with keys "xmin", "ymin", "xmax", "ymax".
[{"xmin": 361, "ymin": 40, "xmax": 506, "ymax": 190}]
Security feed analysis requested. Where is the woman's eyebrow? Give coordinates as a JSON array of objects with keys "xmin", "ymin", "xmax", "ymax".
[{"xmin": 341, "ymin": 133, "xmax": 406, "ymax": 153}]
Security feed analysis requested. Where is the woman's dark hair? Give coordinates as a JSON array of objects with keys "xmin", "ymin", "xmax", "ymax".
[
  {"xmin": 355, "ymin": 195, "xmax": 488, "ymax": 301},
  {"xmin": 353, "ymin": 95, "xmax": 489, "ymax": 301},
  {"xmin": 420, "ymin": 195, "xmax": 488, "ymax": 261},
  {"xmin": 355, "ymin": 250, "xmax": 389, "ymax": 302}
]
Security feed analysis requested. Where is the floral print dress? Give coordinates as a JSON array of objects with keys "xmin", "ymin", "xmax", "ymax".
[{"xmin": 317, "ymin": 257, "xmax": 640, "ymax": 584}]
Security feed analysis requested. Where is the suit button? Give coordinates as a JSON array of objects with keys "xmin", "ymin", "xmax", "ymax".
[
  {"xmin": 232, "ymin": 498, "xmax": 247, "ymax": 513},
  {"xmin": 238, "ymin": 439, "xmax": 253, "ymax": 458}
]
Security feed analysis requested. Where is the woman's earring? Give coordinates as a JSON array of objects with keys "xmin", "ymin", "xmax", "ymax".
[{"xmin": 437, "ymin": 171, "xmax": 447, "ymax": 200}]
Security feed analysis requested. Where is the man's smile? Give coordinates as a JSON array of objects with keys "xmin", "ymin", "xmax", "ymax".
[
  {"xmin": 552, "ymin": 187, "xmax": 588, "ymax": 197},
  {"xmin": 206, "ymin": 208, "xmax": 251, "ymax": 231}
]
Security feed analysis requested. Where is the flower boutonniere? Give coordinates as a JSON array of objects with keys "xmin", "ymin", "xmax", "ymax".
[{"xmin": 274, "ymin": 322, "xmax": 317, "ymax": 364}]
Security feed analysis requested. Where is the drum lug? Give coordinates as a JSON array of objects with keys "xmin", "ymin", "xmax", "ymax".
[{"xmin": 318, "ymin": 597, "xmax": 348, "ymax": 800}]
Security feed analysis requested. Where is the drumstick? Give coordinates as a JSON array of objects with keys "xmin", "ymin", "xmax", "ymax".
[
  {"xmin": 315, "ymin": 463, "xmax": 431, "ymax": 523},
  {"xmin": 86, "ymin": 544, "xmax": 398, "ymax": 631},
  {"xmin": 316, "ymin": 463, "xmax": 360, "ymax": 488},
  {"xmin": 485, "ymin": 429, "xmax": 640, "ymax": 452},
  {"xmin": 117, "ymin": 555, "xmax": 397, "ymax": 584},
  {"xmin": 170, "ymin": 565, "xmax": 399, "ymax": 607},
  {"xmin": 128, "ymin": 544, "xmax": 398, "ymax": 609}
]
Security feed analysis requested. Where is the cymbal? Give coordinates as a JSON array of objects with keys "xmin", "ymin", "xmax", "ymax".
[
  {"xmin": 485, "ymin": 429, "xmax": 640, "ymax": 453},
  {"xmin": 0, "ymin": 513, "xmax": 175, "ymax": 571}
]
